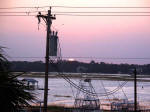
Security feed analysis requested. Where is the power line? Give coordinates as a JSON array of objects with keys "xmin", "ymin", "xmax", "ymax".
[
  {"xmin": 0, "ymin": 11, "xmax": 39, "ymax": 13},
  {"xmin": 1, "ymin": 14, "xmax": 150, "ymax": 17},
  {"xmin": 0, "ymin": 15, "xmax": 35, "ymax": 16},
  {"xmin": 50, "ymin": 60, "xmax": 129, "ymax": 96},
  {"xmin": 1, "ymin": 10, "xmax": 150, "ymax": 17},
  {"xmin": 1, "ymin": 11, "xmax": 150, "ymax": 14},
  {"xmin": 53, "ymin": 11, "xmax": 150, "ymax": 14},
  {"xmin": 0, "ymin": 6, "xmax": 48, "ymax": 9},
  {"xmin": 1, "ymin": 6, "xmax": 150, "ymax": 9},
  {"xmin": 55, "ymin": 14, "xmax": 150, "ymax": 16},
  {"xmin": 50, "ymin": 6, "xmax": 150, "ymax": 9}
]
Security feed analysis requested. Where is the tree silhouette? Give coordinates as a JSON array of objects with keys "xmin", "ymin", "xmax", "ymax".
[{"xmin": 0, "ymin": 47, "xmax": 35, "ymax": 112}]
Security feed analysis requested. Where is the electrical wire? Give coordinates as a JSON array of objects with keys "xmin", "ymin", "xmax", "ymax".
[
  {"xmin": 118, "ymin": 81, "xmax": 128, "ymax": 99},
  {"xmin": 70, "ymin": 83, "xmax": 76, "ymax": 98},
  {"xmin": 50, "ymin": 6, "xmax": 150, "ymax": 9},
  {"xmin": 0, "ymin": 15, "xmax": 36, "ymax": 16},
  {"xmin": 1, "ymin": 6, "xmax": 150, "ymax": 17},
  {"xmin": 0, "ymin": 5, "xmax": 145, "ymax": 96},
  {"xmin": 0, "ymin": 6, "xmax": 48, "ymax": 9},
  {"xmin": 54, "ymin": 11, "xmax": 150, "ymax": 14},
  {"xmin": 51, "ymin": 62, "xmax": 128, "ymax": 96},
  {"xmin": 100, "ymin": 80, "xmax": 111, "ymax": 103},
  {"xmin": 0, "ymin": 69, "xmax": 129, "ymax": 97},
  {"xmin": 1, "ymin": 11, "xmax": 150, "ymax": 14},
  {"xmin": 1, "ymin": 6, "xmax": 150, "ymax": 9},
  {"xmin": 55, "ymin": 14, "xmax": 150, "ymax": 16},
  {"xmin": 1, "ymin": 14, "xmax": 150, "ymax": 17},
  {"xmin": 0, "ymin": 11, "xmax": 39, "ymax": 13},
  {"xmin": 1, "ymin": 10, "xmax": 150, "ymax": 17},
  {"xmin": 48, "ymin": 39, "xmax": 129, "ymax": 97}
]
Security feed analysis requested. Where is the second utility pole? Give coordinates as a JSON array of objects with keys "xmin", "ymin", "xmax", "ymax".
[
  {"xmin": 134, "ymin": 68, "xmax": 137, "ymax": 112},
  {"xmin": 37, "ymin": 7, "xmax": 56, "ymax": 112}
]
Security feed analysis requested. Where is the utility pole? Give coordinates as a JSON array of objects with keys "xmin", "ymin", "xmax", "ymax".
[
  {"xmin": 134, "ymin": 68, "xmax": 137, "ymax": 112},
  {"xmin": 37, "ymin": 7, "xmax": 56, "ymax": 112}
]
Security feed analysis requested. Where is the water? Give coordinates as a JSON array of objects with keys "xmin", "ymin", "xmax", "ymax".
[{"xmin": 19, "ymin": 76, "xmax": 150, "ymax": 106}]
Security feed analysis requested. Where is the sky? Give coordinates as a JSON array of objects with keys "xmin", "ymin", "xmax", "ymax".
[{"xmin": 0, "ymin": 0, "xmax": 150, "ymax": 64}]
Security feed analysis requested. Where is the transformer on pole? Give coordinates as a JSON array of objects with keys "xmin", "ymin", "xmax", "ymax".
[{"xmin": 49, "ymin": 31, "xmax": 58, "ymax": 56}]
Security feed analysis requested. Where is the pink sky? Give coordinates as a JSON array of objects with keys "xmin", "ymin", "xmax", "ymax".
[{"xmin": 0, "ymin": 0, "xmax": 150, "ymax": 64}]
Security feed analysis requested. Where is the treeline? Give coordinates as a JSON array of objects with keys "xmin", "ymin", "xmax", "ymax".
[{"xmin": 10, "ymin": 60, "xmax": 150, "ymax": 74}]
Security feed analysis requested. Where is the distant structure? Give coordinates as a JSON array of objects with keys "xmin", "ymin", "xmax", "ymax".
[
  {"xmin": 22, "ymin": 78, "xmax": 38, "ymax": 90},
  {"xmin": 74, "ymin": 78, "xmax": 102, "ymax": 112},
  {"xmin": 111, "ymin": 99, "xmax": 141, "ymax": 111}
]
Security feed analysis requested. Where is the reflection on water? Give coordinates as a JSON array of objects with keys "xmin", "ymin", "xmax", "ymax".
[{"xmin": 19, "ymin": 77, "xmax": 150, "ymax": 106}]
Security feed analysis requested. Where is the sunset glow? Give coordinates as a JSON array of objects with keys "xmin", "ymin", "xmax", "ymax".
[
  {"xmin": 0, "ymin": 0, "xmax": 150, "ymax": 64},
  {"xmin": 68, "ymin": 58, "xmax": 75, "ymax": 62},
  {"xmin": 1, "ymin": 1, "xmax": 150, "ymax": 112}
]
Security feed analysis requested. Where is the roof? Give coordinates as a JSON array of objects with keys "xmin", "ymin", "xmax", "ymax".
[{"xmin": 22, "ymin": 78, "xmax": 38, "ymax": 83}]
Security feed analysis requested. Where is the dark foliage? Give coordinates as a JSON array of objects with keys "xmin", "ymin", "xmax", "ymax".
[
  {"xmin": 0, "ymin": 47, "xmax": 35, "ymax": 112},
  {"xmin": 10, "ymin": 60, "xmax": 150, "ymax": 74}
]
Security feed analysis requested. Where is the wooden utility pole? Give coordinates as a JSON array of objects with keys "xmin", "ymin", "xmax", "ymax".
[
  {"xmin": 134, "ymin": 68, "xmax": 137, "ymax": 112},
  {"xmin": 37, "ymin": 7, "xmax": 56, "ymax": 112}
]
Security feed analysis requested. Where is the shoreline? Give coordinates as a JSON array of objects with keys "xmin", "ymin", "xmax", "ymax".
[{"xmin": 16, "ymin": 72, "xmax": 150, "ymax": 82}]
